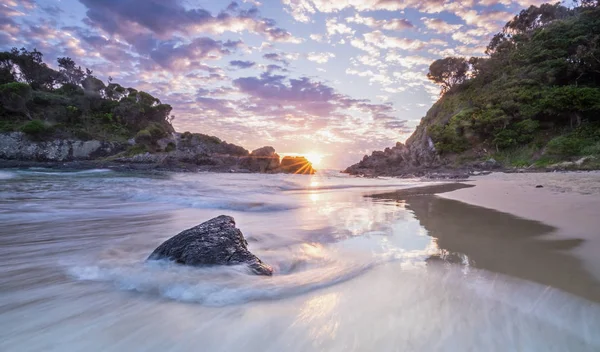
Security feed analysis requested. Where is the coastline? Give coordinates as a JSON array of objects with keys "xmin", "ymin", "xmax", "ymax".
[
  {"xmin": 0, "ymin": 159, "xmax": 311, "ymax": 174},
  {"xmin": 440, "ymin": 172, "xmax": 600, "ymax": 280},
  {"xmin": 369, "ymin": 171, "xmax": 600, "ymax": 303}
]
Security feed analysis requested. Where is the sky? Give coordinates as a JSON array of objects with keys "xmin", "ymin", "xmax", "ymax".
[{"xmin": 1, "ymin": 0, "xmax": 547, "ymax": 168}]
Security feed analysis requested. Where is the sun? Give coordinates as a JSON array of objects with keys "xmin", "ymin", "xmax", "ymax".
[{"xmin": 304, "ymin": 152, "xmax": 323, "ymax": 166}]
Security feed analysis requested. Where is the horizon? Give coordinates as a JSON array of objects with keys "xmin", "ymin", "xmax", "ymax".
[{"xmin": 2, "ymin": 0, "xmax": 551, "ymax": 168}]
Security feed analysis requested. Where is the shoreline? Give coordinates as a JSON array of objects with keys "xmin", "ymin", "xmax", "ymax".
[
  {"xmin": 369, "ymin": 172, "xmax": 600, "ymax": 303},
  {"xmin": 440, "ymin": 172, "xmax": 600, "ymax": 280},
  {"xmin": 0, "ymin": 159, "xmax": 308, "ymax": 174}
]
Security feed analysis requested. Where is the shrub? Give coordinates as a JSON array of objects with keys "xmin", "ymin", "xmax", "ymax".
[
  {"xmin": 493, "ymin": 129, "xmax": 519, "ymax": 149},
  {"xmin": 429, "ymin": 121, "xmax": 469, "ymax": 154},
  {"xmin": 124, "ymin": 144, "xmax": 149, "ymax": 156},
  {"xmin": 134, "ymin": 129, "xmax": 152, "ymax": 144},
  {"xmin": 165, "ymin": 142, "xmax": 176, "ymax": 152},
  {"xmin": 0, "ymin": 120, "xmax": 19, "ymax": 132},
  {"xmin": 0, "ymin": 82, "xmax": 32, "ymax": 116},
  {"xmin": 581, "ymin": 142, "xmax": 600, "ymax": 156},
  {"xmin": 545, "ymin": 136, "xmax": 588, "ymax": 156},
  {"xmin": 21, "ymin": 119, "xmax": 48, "ymax": 135}
]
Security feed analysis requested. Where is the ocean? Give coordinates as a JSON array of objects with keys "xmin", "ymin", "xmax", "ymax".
[{"xmin": 0, "ymin": 169, "xmax": 598, "ymax": 351}]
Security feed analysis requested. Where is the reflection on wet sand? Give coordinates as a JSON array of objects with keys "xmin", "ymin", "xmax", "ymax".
[{"xmin": 370, "ymin": 183, "xmax": 600, "ymax": 303}]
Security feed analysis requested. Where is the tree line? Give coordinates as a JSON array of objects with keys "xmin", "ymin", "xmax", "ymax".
[{"xmin": 0, "ymin": 48, "xmax": 174, "ymax": 144}]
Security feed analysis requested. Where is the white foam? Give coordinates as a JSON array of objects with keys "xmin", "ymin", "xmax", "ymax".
[
  {"xmin": 0, "ymin": 170, "xmax": 16, "ymax": 180},
  {"xmin": 21, "ymin": 168, "xmax": 113, "ymax": 176}
]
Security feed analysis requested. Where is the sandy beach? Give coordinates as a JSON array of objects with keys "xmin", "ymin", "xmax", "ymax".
[
  {"xmin": 441, "ymin": 172, "xmax": 600, "ymax": 279},
  {"xmin": 369, "ymin": 172, "xmax": 600, "ymax": 303}
]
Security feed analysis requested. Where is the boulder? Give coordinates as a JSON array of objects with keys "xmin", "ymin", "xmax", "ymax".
[
  {"xmin": 279, "ymin": 156, "xmax": 315, "ymax": 174},
  {"xmin": 480, "ymin": 158, "xmax": 501, "ymax": 170},
  {"xmin": 241, "ymin": 146, "xmax": 280, "ymax": 172},
  {"xmin": 147, "ymin": 215, "xmax": 273, "ymax": 276}
]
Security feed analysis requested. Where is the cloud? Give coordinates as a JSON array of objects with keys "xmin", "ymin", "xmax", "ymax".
[
  {"xmin": 233, "ymin": 73, "xmax": 338, "ymax": 116},
  {"xmin": 454, "ymin": 8, "xmax": 514, "ymax": 29},
  {"xmin": 149, "ymin": 38, "xmax": 242, "ymax": 71},
  {"xmin": 264, "ymin": 64, "xmax": 288, "ymax": 73},
  {"xmin": 230, "ymin": 60, "xmax": 256, "ymax": 69},
  {"xmin": 421, "ymin": 17, "xmax": 463, "ymax": 33},
  {"xmin": 346, "ymin": 14, "xmax": 413, "ymax": 31},
  {"xmin": 263, "ymin": 52, "xmax": 290, "ymax": 65},
  {"xmin": 326, "ymin": 18, "xmax": 354, "ymax": 36},
  {"xmin": 282, "ymin": 0, "xmax": 453, "ymax": 22},
  {"xmin": 309, "ymin": 33, "xmax": 324, "ymax": 42},
  {"xmin": 363, "ymin": 31, "xmax": 426, "ymax": 50},
  {"xmin": 307, "ymin": 52, "xmax": 335, "ymax": 64},
  {"xmin": 79, "ymin": 0, "xmax": 300, "ymax": 43},
  {"xmin": 385, "ymin": 54, "xmax": 433, "ymax": 68}
]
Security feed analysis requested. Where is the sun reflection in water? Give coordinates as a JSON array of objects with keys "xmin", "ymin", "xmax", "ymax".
[{"xmin": 295, "ymin": 292, "xmax": 340, "ymax": 342}]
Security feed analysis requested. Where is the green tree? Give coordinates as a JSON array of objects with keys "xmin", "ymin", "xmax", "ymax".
[
  {"xmin": 427, "ymin": 57, "xmax": 469, "ymax": 94},
  {"xmin": 57, "ymin": 57, "xmax": 85, "ymax": 86}
]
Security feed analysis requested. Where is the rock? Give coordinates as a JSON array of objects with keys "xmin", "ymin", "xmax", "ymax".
[
  {"xmin": 548, "ymin": 157, "xmax": 591, "ymax": 170},
  {"xmin": 279, "ymin": 156, "xmax": 315, "ymax": 174},
  {"xmin": 480, "ymin": 158, "xmax": 501, "ymax": 170},
  {"xmin": 241, "ymin": 146, "xmax": 280, "ymax": 172},
  {"xmin": 536, "ymin": 185, "xmax": 543, "ymax": 188},
  {"xmin": 147, "ymin": 215, "xmax": 273, "ymax": 276},
  {"xmin": 0, "ymin": 132, "xmax": 123, "ymax": 161}
]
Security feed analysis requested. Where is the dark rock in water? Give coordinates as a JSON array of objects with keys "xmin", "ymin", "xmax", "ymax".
[
  {"xmin": 147, "ymin": 215, "xmax": 273, "ymax": 276},
  {"xmin": 536, "ymin": 185, "xmax": 544, "ymax": 188}
]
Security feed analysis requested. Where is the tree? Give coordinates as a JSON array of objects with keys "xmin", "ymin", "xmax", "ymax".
[
  {"xmin": 504, "ymin": 4, "xmax": 569, "ymax": 35},
  {"xmin": 0, "ymin": 82, "xmax": 33, "ymax": 119},
  {"xmin": 468, "ymin": 57, "xmax": 488, "ymax": 77},
  {"xmin": 577, "ymin": 0, "xmax": 600, "ymax": 7},
  {"xmin": 57, "ymin": 57, "xmax": 85, "ymax": 86},
  {"xmin": 9, "ymin": 48, "xmax": 57, "ymax": 90},
  {"xmin": 427, "ymin": 57, "xmax": 469, "ymax": 94},
  {"xmin": 82, "ymin": 75, "xmax": 106, "ymax": 92},
  {"xmin": 0, "ymin": 52, "xmax": 15, "ymax": 84}
]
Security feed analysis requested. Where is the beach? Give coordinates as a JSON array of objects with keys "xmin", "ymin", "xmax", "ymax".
[{"xmin": 441, "ymin": 172, "xmax": 600, "ymax": 282}]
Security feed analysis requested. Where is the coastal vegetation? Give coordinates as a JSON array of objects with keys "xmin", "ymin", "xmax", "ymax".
[
  {"xmin": 0, "ymin": 48, "xmax": 174, "ymax": 149},
  {"xmin": 423, "ymin": 2, "xmax": 600, "ymax": 169}
]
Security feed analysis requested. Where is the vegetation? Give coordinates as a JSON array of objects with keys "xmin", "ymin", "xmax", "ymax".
[
  {"xmin": 423, "ymin": 2, "xmax": 600, "ymax": 168},
  {"xmin": 0, "ymin": 47, "xmax": 174, "ymax": 144}
]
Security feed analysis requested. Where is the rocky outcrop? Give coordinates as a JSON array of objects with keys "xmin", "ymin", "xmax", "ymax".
[
  {"xmin": 279, "ymin": 156, "xmax": 315, "ymax": 174},
  {"xmin": 147, "ymin": 215, "xmax": 273, "ymax": 276},
  {"xmin": 240, "ymin": 146, "xmax": 281, "ymax": 173},
  {"xmin": 0, "ymin": 132, "xmax": 124, "ymax": 162},
  {"xmin": 0, "ymin": 131, "xmax": 318, "ymax": 174},
  {"xmin": 344, "ymin": 136, "xmax": 439, "ymax": 177}
]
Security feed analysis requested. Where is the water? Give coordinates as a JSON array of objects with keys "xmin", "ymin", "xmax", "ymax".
[{"xmin": 0, "ymin": 169, "xmax": 599, "ymax": 351}]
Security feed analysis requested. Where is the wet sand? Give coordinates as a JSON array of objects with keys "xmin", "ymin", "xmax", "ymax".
[
  {"xmin": 440, "ymin": 172, "xmax": 600, "ymax": 281},
  {"xmin": 369, "ymin": 175, "xmax": 600, "ymax": 303}
]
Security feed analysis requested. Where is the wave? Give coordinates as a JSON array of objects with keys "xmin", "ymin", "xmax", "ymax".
[
  {"xmin": 20, "ymin": 168, "xmax": 114, "ymax": 176},
  {"xmin": 0, "ymin": 170, "xmax": 16, "ymax": 180},
  {"xmin": 279, "ymin": 183, "xmax": 419, "ymax": 192},
  {"xmin": 67, "ymin": 244, "xmax": 377, "ymax": 307},
  {"xmin": 127, "ymin": 193, "xmax": 298, "ymax": 212}
]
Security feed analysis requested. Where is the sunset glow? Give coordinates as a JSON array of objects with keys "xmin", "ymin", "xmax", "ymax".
[{"xmin": 304, "ymin": 152, "xmax": 324, "ymax": 167}]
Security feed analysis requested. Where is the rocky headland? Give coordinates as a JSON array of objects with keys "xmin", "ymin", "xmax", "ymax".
[
  {"xmin": 344, "ymin": 4, "xmax": 600, "ymax": 177},
  {"xmin": 0, "ymin": 131, "xmax": 316, "ymax": 174}
]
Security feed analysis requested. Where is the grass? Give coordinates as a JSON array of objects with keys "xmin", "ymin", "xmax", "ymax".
[{"xmin": 493, "ymin": 145, "xmax": 536, "ymax": 168}]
